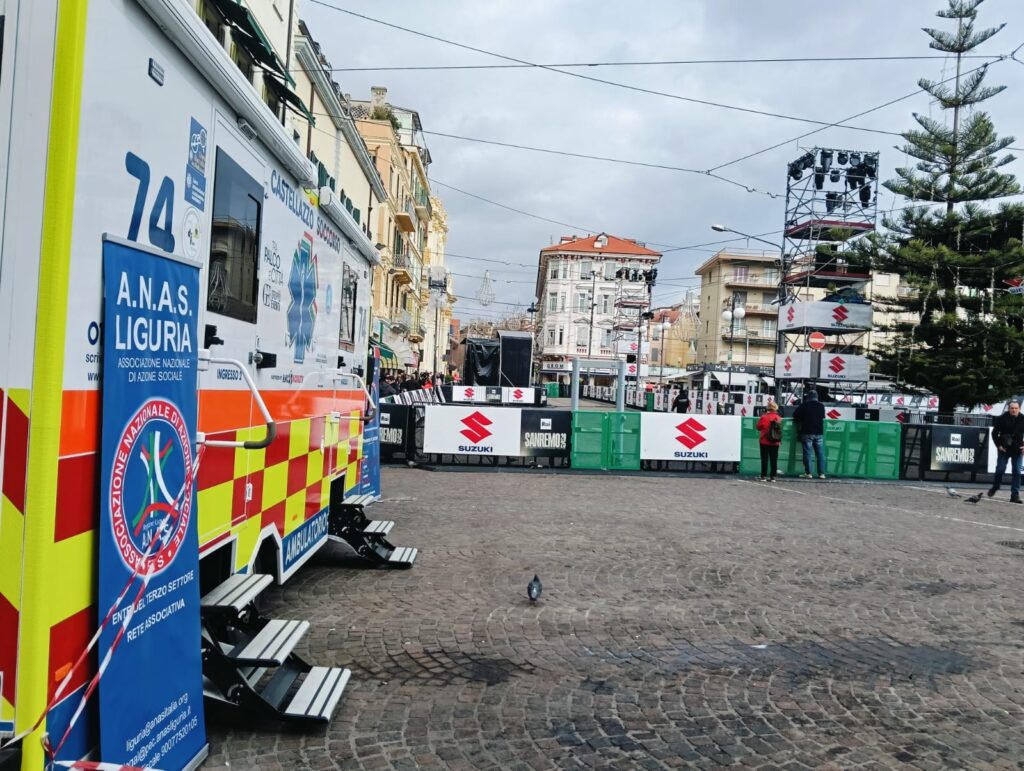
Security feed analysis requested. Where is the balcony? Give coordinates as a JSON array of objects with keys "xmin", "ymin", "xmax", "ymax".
[
  {"xmin": 725, "ymin": 273, "xmax": 778, "ymax": 288},
  {"xmin": 391, "ymin": 308, "xmax": 412, "ymax": 334},
  {"xmin": 720, "ymin": 327, "xmax": 776, "ymax": 344},
  {"xmin": 390, "ymin": 252, "xmax": 413, "ymax": 285},
  {"xmin": 415, "ymin": 192, "xmax": 431, "ymax": 221},
  {"xmin": 739, "ymin": 303, "xmax": 778, "ymax": 315},
  {"xmin": 395, "ymin": 200, "xmax": 416, "ymax": 232},
  {"xmin": 615, "ymin": 294, "xmax": 648, "ymax": 308},
  {"xmin": 408, "ymin": 317, "xmax": 425, "ymax": 343}
]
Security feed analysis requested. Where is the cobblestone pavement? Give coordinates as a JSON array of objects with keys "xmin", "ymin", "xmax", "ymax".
[{"xmin": 207, "ymin": 471, "xmax": 1024, "ymax": 770}]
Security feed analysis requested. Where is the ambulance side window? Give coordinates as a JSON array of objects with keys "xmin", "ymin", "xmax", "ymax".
[{"xmin": 207, "ymin": 148, "xmax": 261, "ymax": 323}]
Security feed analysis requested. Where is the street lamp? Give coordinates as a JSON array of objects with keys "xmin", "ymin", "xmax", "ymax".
[
  {"xmin": 658, "ymin": 320, "xmax": 670, "ymax": 384},
  {"xmin": 712, "ymin": 224, "xmax": 785, "ymax": 403},
  {"xmin": 721, "ymin": 295, "xmax": 746, "ymax": 412},
  {"xmin": 527, "ymin": 296, "xmax": 539, "ymax": 383}
]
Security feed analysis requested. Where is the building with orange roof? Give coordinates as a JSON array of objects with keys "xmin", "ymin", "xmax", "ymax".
[{"xmin": 533, "ymin": 233, "xmax": 661, "ymax": 383}]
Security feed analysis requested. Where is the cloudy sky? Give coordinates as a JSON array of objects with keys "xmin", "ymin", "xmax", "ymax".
[{"xmin": 303, "ymin": 0, "xmax": 1024, "ymax": 322}]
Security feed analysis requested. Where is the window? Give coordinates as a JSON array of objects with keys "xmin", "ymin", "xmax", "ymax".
[
  {"xmin": 575, "ymin": 291, "xmax": 590, "ymax": 312},
  {"xmin": 575, "ymin": 325, "xmax": 589, "ymax": 347},
  {"xmin": 604, "ymin": 261, "xmax": 617, "ymax": 279},
  {"xmin": 874, "ymin": 273, "xmax": 891, "ymax": 287},
  {"xmin": 762, "ymin": 292, "xmax": 776, "ymax": 305},
  {"xmin": 763, "ymin": 269, "xmax": 779, "ymax": 284},
  {"xmin": 200, "ymin": 1, "xmax": 227, "ymax": 45},
  {"xmin": 549, "ymin": 261, "xmax": 558, "ymax": 280},
  {"xmin": 231, "ymin": 41, "xmax": 254, "ymax": 83},
  {"xmin": 580, "ymin": 260, "xmax": 593, "ymax": 279},
  {"xmin": 548, "ymin": 292, "xmax": 558, "ymax": 312},
  {"xmin": 546, "ymin": 326, "xmax": 556, "ymax": 345},
  {"xmin": 652, "ymin": 347, "xmax": 660, "ymax": 360},
  {"xmin": 762, "ymin": 319, "xmax": 776, "ymax": 336},
  {"xmin": 207, "ymin": 149, "xmax": 261, "ymax": 323},
  {"xmin": 732, "ymin": 265, "xmax": 749, "ymax": 282},
  {"xmin": 599, "ymin": 294, "xmax": 612, "ymax": 314},
  {"xmin": 558, "ymin": 293, "xmax": 566, "ymax": 311},
  {"xmin": 557, "ymin": 326, "xmax": 565, "ymax": 345},
  {"xmin": 600, "ymin": 329, "xmax": 612, "ymax": 348}
]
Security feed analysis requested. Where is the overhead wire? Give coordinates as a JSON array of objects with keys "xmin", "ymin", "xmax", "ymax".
[
  {"xmin": 307, "ymin": 0, "xmax": 910, "ymax": 137},
  {"xmin": 304, "ymin": 54, "xmax": 1001, "ymax": 73}
]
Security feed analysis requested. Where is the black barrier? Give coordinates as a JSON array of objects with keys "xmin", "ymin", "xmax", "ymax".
[
  {"xmin": 520, "ymin": 409, "xmax": 571, "ymax": 463},
  {"xmin": 380, "ymin": 403, "xmax": 417, "ymax": 461},
  {"xmin": 901, "ymin": 424, "xmax": 998, "ymax": 483},
  {"xmin": 929, "ymin": 425, "xmax": 989, "ymax": 473}
]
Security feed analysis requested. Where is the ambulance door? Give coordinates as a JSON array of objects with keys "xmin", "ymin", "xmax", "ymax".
[{"xmin": 199, "ymin": 121, "xmax": 263, "ymax": 390}]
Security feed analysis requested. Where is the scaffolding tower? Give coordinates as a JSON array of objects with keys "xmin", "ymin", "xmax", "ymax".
[{"xmin": 778, "ymin": 147, "xmax": 880, "ymax": 402}]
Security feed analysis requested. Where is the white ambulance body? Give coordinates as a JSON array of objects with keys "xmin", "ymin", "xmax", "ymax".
[{"xmin": 0, "ymin": 0, "xmax": 377, "ymax": 766}]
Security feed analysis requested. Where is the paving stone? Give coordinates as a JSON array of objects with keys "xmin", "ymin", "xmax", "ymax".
[{"xmin": 206, "ymin": 470, "xmax": 1024, "ymax": 769}]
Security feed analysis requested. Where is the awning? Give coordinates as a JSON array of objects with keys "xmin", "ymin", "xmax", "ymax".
[
  {"xmin": 207, "ymin": 0, "xmax": 294, "ymax": 84},
  {"xmin": 265, "ymin": 74, "xmax": 315, "ymax": 125},
  {"xmin": 372, "ymin": 338, "xmax": 400, "ymax": 368},
  {"xmin": 761, "ymin": 376, "xmax": 775, "ymax": 386},
  {"xmin": 709, "ymin": 371, "xmax": 754, "ymax": 388}
]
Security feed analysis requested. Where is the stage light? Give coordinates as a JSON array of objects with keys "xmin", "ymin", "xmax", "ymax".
[
  {"xmin": 820, "ymin": 150, "xmax": 833, "ymax": 172},
  {"xmin": 859, "ymin": 184, "xmax": 871, "ymax": 205},
  {"xmin": 814, "ymin": 167, "xmax": 825, "ymax": 190},
  {"xmin": 849, "ymin": 153, "xmax": 861, "ymax": 165},
  {"xmin": 788, "ymin": 163, "xmax": 803, "ymax": 181},
  {"xmin": 829, "ymin": 168, "xmax": 841, "ymax": 183},
  {"xmin": 837, "ymin": 152, "xmax": 849, "ymax": 165}
]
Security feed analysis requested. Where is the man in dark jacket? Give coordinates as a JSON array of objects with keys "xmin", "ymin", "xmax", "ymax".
[
  {"xmin": 988, "ymin": 400, "xmax": 1024, "ymax": 503},
  {"xmin": 672, "ymin": 389, "xmax": 689, "ymax": 413},
  {"xmin": 793, "ymin": 388, "xmax": 827, "ymax": 479}
]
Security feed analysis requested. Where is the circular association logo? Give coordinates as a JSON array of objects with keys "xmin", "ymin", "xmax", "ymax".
[
  {"xmin": 110, "ymin": 398, "xmax": 194, "ymax": 576},
  {"xmin": 182, "ymin": 207, "xmax": 202, "ymax": 259}
]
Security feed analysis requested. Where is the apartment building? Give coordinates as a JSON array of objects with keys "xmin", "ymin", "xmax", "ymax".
[
  {"xmin": 421, "ymin": 197, "xmax": 455, "ymax": 374},
  {"xmin": 694, "ymin": 250, "xmax": 782, "ymax": 368},
  {"xmin": 534, "ymin": 233, "xmax": 662, "ymax": 382},
  {"xmin": 350, "ymin": 87, "xmax": 435, "ymax": 369}
]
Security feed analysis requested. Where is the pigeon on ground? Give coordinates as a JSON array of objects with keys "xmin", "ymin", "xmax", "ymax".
[
  {"xmin": 527, "ymin": 574, "xmax": 542, "ymax": 602},
  {"xmin": 946, "ymin": 487, "xmax": 960, "ymax": 498},
  {"xmin": 964, "ymin": 493, "xmax": 983, "ymax": 504}
]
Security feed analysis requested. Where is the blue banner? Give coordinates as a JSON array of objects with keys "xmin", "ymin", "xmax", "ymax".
[
  {"xmin": 359, "ymin": 348, "xmax": 382, "ymax": 498},
  {"xmin": 98, "ymin": 238, "xmax": 206, "ymax": 769}
]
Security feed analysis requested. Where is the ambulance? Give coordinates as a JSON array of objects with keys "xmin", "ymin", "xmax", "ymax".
[{"xmin": 0, "ymin": 0, "xmax": 384, "ymax": 766}]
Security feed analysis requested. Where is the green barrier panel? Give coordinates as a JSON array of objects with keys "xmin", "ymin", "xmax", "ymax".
[
  {"xmin": 645, "ymin": 393, "xmax": 655, "ymax": 412},
  {"xmin": 607, "ymin": 411, "xmax": 642, "ymax": 470},
  {"xmin": 545, "ymin": 382, "xmax": 560, "ymax": 398},
  {"xmin": 571, "ymin": 411, "xmax": 607, "ymax": 469},
  {"xmin": 741, "ymin": 418, "xmax": 901, "ymax": 480},
  {"xmin": 570, "ymin": 411, "xmax": 642, "ymax": 470}
]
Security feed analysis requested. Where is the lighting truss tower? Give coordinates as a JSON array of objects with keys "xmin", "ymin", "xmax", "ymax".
[{"xmin": 778, "ymin": 147, "xmax": 880, "ymax": 403}]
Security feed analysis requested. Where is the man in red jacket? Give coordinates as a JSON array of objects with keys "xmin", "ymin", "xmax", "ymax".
[{"xmin": 755, "ymin": 402, "xmax": 783, "ymax": 482}]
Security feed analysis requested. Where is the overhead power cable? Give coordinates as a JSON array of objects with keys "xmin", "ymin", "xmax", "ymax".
[
  {"xmin": 307, "ymin": 0, "xmax": 904, "ymax": 137},
  {"xmin": 426, "ymin": 131, "xmax": 782, "ymax": 198},
  {"xmin": 307, "ymin": 54, "xmax": 1000, "ymax": 73},
  {"xmin": 707, "ymin": 55, "xmax": 1021, "ymax": 172}
]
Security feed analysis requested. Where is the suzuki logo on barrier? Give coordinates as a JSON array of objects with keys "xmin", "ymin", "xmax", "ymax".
[
  {"xmin": 675, "ymin": 418, "xmax": 707, "ymax": 449},
  {"xmin": 784, "ymin": 355, "xmax": 793, "ymax": 373},
  {"xmin": 832, "ymin": 305, "xmax": 849, "ymax": 324},
  {"xmin": 512, "ymin": 388, "xmax": 524, "ymax": 400},
  {"xmin": 628, "ymin": 364, "xmax": 637, "ymax": 374},
  {"xmin": 828, "ymin": 356, "xmax": 845, "ymax": 374},
  {"xmin": 786, "ymin": 306, "xmax": 795, "ymax": 323},
  {"xmin": 460, "ymin": 411, "xmax": 493, "ymax": 444},
  {"xmin": 464, "ymin": 387, "xmax": 475, "ymax": 399},
  {"xmin": 827, "ymin": 409, "xmax": 841, "ymax": 419}
]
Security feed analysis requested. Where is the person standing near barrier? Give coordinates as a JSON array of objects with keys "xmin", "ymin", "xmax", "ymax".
[
  {"xmin": 988, "ymin": 400, "xmax": 1024, "ymax": 503},
  {"xmin": 672, "ymin": 389, "xmax": 690, "ymax": 413},
  {"xmin": 756, "ymin": 402, "xmax": 783, "ymax": 482},
  {"xmin": 794, "ymin": 389, "xmax": 827, "ymax": 479}
]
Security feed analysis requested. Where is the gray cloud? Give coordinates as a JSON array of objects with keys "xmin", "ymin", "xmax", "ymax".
[{"xmin": 304, "ymin": 0, "xmax": 1024, "ymax": 319}]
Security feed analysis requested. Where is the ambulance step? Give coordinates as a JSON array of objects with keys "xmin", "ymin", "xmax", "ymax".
[
  {"xmin": 229, "ymin": 619, "xmax": 309, "ymax": 665},
  {"xmin": 342, "ymin": 494, "xmax": 375, "ymax": 508},
  {"xmin": 240, "ymin": 666, "xmax": 268, "ymax": 687},
  {"xmin": 201, "ymin": 573, "xmax": 273, "ymax": 616},
  {"xmin": 362, "ymin": 519, "xmax": 394, "ymax": 536},
  {"xmin": 282, "ymin": 667, "xmax": 351, "ymax": 722},
  {"xmin": 387, "ymin": 546, "xmax": 418, "ymax": 566}
]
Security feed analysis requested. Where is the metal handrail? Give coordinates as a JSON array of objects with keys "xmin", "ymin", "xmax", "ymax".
[{"xmin": 198, "ymin": 351, "xmax": 276, "ymax": 449}]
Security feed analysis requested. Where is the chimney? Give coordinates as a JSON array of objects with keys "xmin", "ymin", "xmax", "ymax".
[
  {"xmin": 559, "ymin": 235, "xmax": 574, "ymax": 244},
  {"xmin": 371, "ymin": 86, "xmax": 387, "ymax": 109}
]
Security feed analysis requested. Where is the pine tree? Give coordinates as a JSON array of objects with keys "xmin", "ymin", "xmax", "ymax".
[{"xmin": 869, "ymin": 0, "xmax": 1024, "ymax": 414}]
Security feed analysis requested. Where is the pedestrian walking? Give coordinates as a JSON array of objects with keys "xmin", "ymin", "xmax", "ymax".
[
  {"xmin": 793, "ymin": 389, "xmax": 827, "ymax": 479},
  {"xmin": 755, "ymin": 402, "xmax": 783, "ymax": 482},
  {"xmin": 672, "ymin": 389, "xmax": 690, "ymax": 413},
  {"xmin": 988, "ymin": 400, "xmax": 1024, "ymax": 503}
]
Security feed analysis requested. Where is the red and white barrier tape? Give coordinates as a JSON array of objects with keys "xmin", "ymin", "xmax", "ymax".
[
  {"xmin": 0, "ymin": 447, "xmax": 204, "ymax": 771},
  {"xmin": 53, "ymin": 761, "xmax": 160, "ymax": 771}
]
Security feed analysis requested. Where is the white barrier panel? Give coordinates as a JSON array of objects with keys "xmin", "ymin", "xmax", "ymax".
[
  {"xmin": 780, "ymin": 300, "xmax": 872, "ymax": 332},
  {"xmin": 423, "ymin": 405, "xmax": 522, "ymax": 455},
  {"xmin": 640, "ymin": 414, "xmax": 742, "ymax": 461},
  {"xmin": 823, "ymin": 406, "xmax": 857, "ymax": 421},
  {"xmin": 817, "ymin": 353, "xmax": 870, "ymax": 383},
  {"xmin": 450, "ymin": 385, "xmax": 485, "ymax": 402},
  {"xmin": 775, "ymin": 351, "xmax": 816, "ymax": 379},
  {"xmin": 502, "ymin": 386, "xmax": 536, "ymax": 404}
]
